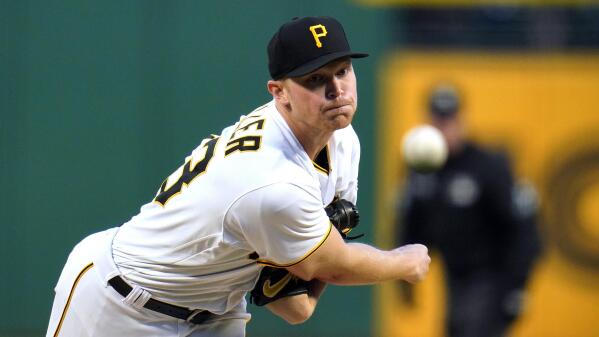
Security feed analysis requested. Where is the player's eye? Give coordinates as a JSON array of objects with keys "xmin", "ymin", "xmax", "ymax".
[
  {"xmin": 337, "ymin": 67, "xmax": 348, "ymax": 76},
  {"xmin": 308, "ymin": 74, "xmax": 325, "ymax": 84}
]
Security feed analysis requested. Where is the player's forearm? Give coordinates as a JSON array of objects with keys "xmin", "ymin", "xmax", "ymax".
[
  {"xmin": 307, "ymin": 279, "xmax": 326, "ymax": 305},
  {"xmin": 263, "ymin": 279, "xmax": 327, "ymax": 325},
  {"xmin": 288, "ymin": 229, "xmax": 430, "ymax": 285},
  {"xmin": 266, "ymin": 295, "xmax": 314, "ymax": 325},
  {"xmin": 314, "ymin": 243, "xmax": 396, "ymax": 285},
  {"xmin": 316, "ymin": 243, "xmax": 429, "ymax": 285}
]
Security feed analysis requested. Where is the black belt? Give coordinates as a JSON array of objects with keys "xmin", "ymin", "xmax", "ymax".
[{"xmin": 108, "ymin": 275, "xmax": 214, "ymax": 324}]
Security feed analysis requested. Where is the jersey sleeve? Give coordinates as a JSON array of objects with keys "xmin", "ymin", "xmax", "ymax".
[{"xmin": 226, "ymin": 183, "xmax": 333, "ymax": 267}]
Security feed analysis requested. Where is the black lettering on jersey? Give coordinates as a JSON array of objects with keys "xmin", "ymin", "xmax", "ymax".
[
  {"xmin": 230, "ymin": 118, "xmax": 265, "ymax": 139},
  {"xmin": 225, "ymin": 136, "xmax": 262, "ymax": 156},
  {"xmin": 154, "ymin": 136, "xmax": 219, "ymax": 206}
]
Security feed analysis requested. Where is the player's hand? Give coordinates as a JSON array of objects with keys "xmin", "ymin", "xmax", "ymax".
[{"xmin": 394, "ymin": 244, "xmax": 431, "ymax": 284}]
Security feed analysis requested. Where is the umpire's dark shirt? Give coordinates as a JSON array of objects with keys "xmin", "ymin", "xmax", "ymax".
[{"xmin": 398, "ymin": 142, "xmax": 539, "ymax": 290}]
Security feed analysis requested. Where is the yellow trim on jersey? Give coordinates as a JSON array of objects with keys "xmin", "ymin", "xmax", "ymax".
[
  {"xmin": 312, "ymin": 144, "xmax": 331, "ymax": 175},
  {"xmin": 312, "ymin": 162, "xmax": 329, "ymax": 175},
  {"xmin": 53, "ymin": 262, "xmax": 94, "ymax": 337},
  {"xmin": 257, "ymin": 222, "xmax": 333, "ymax": 268}
]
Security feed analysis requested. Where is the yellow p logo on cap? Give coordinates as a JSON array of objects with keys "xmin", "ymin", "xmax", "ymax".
[{"xmin": 309, "ymin": 24, "xmax": 327, "ymax": 48}]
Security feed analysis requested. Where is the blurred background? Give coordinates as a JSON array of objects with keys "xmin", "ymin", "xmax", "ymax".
[{"xmin": 1, "ymin": 1, "xmax": 598, "ymax": 336}]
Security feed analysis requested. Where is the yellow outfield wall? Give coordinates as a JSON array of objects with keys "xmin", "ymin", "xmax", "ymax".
[{"xmin": 374, "ymin": 51, "xmax": 599, "ymax": 337}]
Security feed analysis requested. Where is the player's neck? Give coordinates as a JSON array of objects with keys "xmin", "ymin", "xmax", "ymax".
[
  {"xmin": 289, "ymin": 123, "xmax": 332, "ymax": 161},
  {"xmin": 297, "ymin": 131, "xmax": 331, "ymax": 160},
  {"xmin": 275, "ymin": 103, "xmax": 331, "ymax": 160}
]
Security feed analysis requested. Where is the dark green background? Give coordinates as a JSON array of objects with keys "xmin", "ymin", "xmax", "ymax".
[{"xmin": 1, "ymin": 1, "xmax": 387, "ymax": 336}]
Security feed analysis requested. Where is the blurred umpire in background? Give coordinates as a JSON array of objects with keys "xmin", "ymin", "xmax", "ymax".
[{"xmin": 396, "ymin": 83, "xmax": 541, "ymax": 337}]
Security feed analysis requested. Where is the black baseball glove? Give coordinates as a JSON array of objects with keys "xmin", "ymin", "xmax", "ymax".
[
  {"xmin": 249, "ymin": 199, "xmax": 361, "ymax": 306},
  {"xmin": 325, "ymin": 198, "xmax": 362, "ymax": 240},
  {"xmin": 249, "ymin": 267, "xmax": 308, "ymax": 306}
]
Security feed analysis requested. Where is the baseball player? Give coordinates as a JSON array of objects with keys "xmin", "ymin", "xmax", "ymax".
[{"xmin": 46, "ymin": 16, "xmax": 431, "ymax": 337}]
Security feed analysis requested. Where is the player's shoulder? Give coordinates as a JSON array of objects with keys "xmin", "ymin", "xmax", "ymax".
[
  {"xmin": 257, "ymin": 181, "xmax": 322, "ymax": 206},
  {"xmin": 216, "ymin": 105, "xmax": 315, "ymax": 181}
]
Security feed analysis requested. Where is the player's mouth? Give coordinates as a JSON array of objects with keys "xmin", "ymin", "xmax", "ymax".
[{"xmin": 324, "ymin": 102, "xmax": 353, "ymax": 115}]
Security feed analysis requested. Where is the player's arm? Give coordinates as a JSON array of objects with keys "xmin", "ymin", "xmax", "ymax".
[
  {"xmin": 237, "ymin": 183, "xmax": 428, "ymax": 315},
  {"xmin": 287, "ymin": 228, "xmax": 430, "ymax": 285},
  {"xmin": 264, "ymin": 280, "xmax": 326, "ymax": 324},
  {"xmin": 249, "ymin": 199, "xmax": 357, "ymax": 323},
  {"xmin": 242, "ymin": 183, "xmax": 430, "ymax": 285}
]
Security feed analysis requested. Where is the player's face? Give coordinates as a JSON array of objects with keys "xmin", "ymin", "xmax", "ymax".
[
  {"xmin": 284, "ymin": 58, "xmax": 358, "ymax": 132},
  {"xmin": 432, "ymin": 116, "xmax": 465, "ymax": 154}
]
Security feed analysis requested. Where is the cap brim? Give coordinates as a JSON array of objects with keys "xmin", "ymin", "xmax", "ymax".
[{"xmin": 285, "ymin": 51, "xmax": 369, "ymax": 78}]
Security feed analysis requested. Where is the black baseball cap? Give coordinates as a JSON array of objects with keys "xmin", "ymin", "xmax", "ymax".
[
  {"xmin": 429, "ymin": 83, "xmax": 460, "ymax": 118},
  {"xmin": 268, "ymin": 16, "xmax": 368, "ymax": 80}
]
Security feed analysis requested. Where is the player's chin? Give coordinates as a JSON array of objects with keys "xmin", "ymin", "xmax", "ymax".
[{"xmin": 328, "ymin": 113, "xmax": 353, "ymax": 130}]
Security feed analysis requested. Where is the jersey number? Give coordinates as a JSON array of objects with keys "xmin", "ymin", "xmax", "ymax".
[
  {"xmin": 153, "ymin": 117, "xmax": 266, "ymax": 207},
  {"xmin": 154, "ymin": 136, "xmax": 219, "ymax": 206}
]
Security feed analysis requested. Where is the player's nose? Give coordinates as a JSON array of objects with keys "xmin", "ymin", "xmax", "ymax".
[{"xmin": 326, "ymin": 78, "xmax": 344, "ymax": 100}]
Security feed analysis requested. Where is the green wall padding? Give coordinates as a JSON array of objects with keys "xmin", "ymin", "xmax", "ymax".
[{"xmin": 0, "ymin": 2, "xmax": 387, "ymax": 336}]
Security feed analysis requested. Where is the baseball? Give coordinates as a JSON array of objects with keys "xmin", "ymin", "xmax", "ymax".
[{"xmin": 401, "ymin": 124, "xmax": 448, "ymax": 172}]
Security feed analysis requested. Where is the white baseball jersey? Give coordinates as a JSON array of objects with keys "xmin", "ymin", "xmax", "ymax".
[{"xmin": 111, "ymin": 100, "xmax": 360, "ymax": 315}]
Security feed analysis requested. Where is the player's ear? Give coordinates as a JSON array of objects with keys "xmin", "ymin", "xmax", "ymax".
[{"xmin": 267, "ymin": 80, "xmax": 289, "ymax": 105}]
